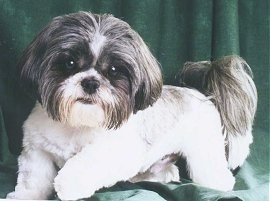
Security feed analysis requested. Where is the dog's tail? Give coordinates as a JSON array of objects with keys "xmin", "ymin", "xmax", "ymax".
[{"xmin": 179, "ymin": 55, "xmax": 257, "ymax": 169}]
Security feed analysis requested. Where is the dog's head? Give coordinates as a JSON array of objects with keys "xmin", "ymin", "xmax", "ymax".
[{"xmin": 19, "ymin": 12, "xmax": 162, "ymax": 129}]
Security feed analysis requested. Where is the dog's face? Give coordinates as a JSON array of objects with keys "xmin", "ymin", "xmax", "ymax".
[{"xmin": 19, "ymin": 12, "xmax": 162, "ymax": 129}]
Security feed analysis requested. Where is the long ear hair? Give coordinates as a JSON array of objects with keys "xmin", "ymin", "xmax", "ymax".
[
  {"xmin": 18, "ymin": 23, "xmax": 52, "ymax": 102},
  {"xmin": 179, "ymin": 55, "xmax": 257, "ymax": 136},
  {"xmin": 132, "ymin": 36, "xmax": 163, "ymax": 112}
]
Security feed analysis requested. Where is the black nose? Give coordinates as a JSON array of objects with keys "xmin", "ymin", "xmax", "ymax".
[{"xmin": 81, "ymin": 78, "xmax": 100, "ymax": 94}]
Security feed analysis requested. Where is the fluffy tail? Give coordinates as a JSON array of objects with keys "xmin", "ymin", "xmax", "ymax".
[{"xmin": 179, "ymin": 55, "xmax": 258, "ymax": 169}]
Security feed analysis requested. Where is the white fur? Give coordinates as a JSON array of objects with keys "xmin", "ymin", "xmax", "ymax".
[
  {"xmin": 227, "ymin": 130, "xmax": 253, "ymax": 170},
  {"xmin": 90, "ymin": 32, "xmax": 107, "ymax": 58},
  {"xmin": 59, "ymin": 68, "xmax": 113, "ymax": 127},
  {"xmin": 7, "ymin": 86, "xmax": 238, "ymax": 200}
]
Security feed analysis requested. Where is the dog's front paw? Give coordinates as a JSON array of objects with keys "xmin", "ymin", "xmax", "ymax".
[
  {"xmin": 6, "ymin": 190, "xmax": 48, "ymax": 200},
  {"xmin": 54, "ymin": 161, "xmax": 95, "ymax": 200},
  {"xmin": 54, "ymin": 176, "xmax": 93, "ymax": 201},
  {"xmin": 6, "ymin": 191, "xmax": 17, "ymax": 199}
]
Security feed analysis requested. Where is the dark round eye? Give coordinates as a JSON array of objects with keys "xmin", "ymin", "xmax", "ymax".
[
  {"xmin": 64, "ymin": 58, "xmax": 77, "ymax": 70},
  {"xmin": 108, "ymin": 66, "xmax": 120, "ymax": 77}
]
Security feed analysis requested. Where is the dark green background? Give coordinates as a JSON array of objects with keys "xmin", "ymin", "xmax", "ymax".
[{"xmin": 0, "ymin": 0, "xmax": 269, "ymax": 200}]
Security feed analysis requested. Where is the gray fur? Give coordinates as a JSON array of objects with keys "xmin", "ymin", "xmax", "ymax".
[
  {"xmin": 180, "ymin": 55, "xmax": 258, "ymax": 137},
  {"xmin": 19, "ymin": 11, "xmax": 162, "ymax": 129}
]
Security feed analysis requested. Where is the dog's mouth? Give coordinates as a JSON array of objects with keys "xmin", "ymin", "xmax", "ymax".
[{"xmin": 76, "ymin": 97, "xmax": 94, "ymax": 104}]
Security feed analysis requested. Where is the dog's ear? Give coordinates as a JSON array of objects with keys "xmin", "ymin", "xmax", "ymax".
[
  {"xmin": 133, "ymin": 40, "xmax": 163, "ymax": 112},
  {"xmin": 19, "ymin": 15, "xmax": 65, "ymax": 102},
  {"xmin": 18, "ymin": 26, "xmax": 51, "ymax": 102},
  {"xmin": 134, "ymin": 80, "xmax": 162, "ymax": 112}
]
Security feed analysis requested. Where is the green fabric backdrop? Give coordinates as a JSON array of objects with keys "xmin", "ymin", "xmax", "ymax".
[{"xmin": 0, "ymin": 0, "xmax": 269, "ymax": 200}]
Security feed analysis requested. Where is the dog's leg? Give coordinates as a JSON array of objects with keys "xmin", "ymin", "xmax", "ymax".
[
  {"xmin": 227, "ymin": 129, "xmax": 253, "ymax": 170},
  {"xmin": 7, "ymin": 149, "xmax": 57, "ymax": 199},
  {"xmin": 183, "ymin": 134, "xmax": 235, "ymax": 191},
  {"xmin": 54, "ymin": 134, "xmax": 146, "ymax": 200}
]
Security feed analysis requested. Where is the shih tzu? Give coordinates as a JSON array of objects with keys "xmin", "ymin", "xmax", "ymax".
[{"xmin": 7, "ymin": 11, "xmax": 257, "ymax": 200}]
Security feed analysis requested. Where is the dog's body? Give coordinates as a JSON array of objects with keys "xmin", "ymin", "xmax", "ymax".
[
  {"xmin": 11, "ymin": 86, "xmax": 233, "ymax": 200},
  {"xmin": 7, "ymin": 12, "xmax": 257, "ymax": 200}
]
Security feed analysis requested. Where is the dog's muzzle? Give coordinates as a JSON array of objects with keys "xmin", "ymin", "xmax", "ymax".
[{"xmin": 81, "ymin": 78, "xmax": 100, "ymax": 94}]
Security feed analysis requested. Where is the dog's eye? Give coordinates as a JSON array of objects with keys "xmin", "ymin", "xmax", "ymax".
[
  {"xmin": 64, "ymin": 59, "xmax": 77, "ymax": 70},
  {"xmin": 107, "ymin": 66, "xmax": 121, "ymax": 77}
]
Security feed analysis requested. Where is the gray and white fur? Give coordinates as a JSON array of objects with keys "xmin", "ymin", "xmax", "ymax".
[
  {"xmin": 180, "ymin": 56, "xmax": 258, "ymax": 169},
  {"xmin": 7, "ymin": 12, "xmax": 257, "ymax": 200}
]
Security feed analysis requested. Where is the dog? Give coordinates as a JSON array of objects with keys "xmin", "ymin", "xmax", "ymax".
[{"xmin": 7, "ymin": 11, "xmax": 257, "ymax": 200}]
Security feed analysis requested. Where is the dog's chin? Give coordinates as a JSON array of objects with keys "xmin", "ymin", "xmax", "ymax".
[
  {"xmin": 67, "ymin": 101, "xmax": 105, "ymax": 128},
  {"xmin": 76, "ymin": 97, "xmax": 94, "ymax": 105}
]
